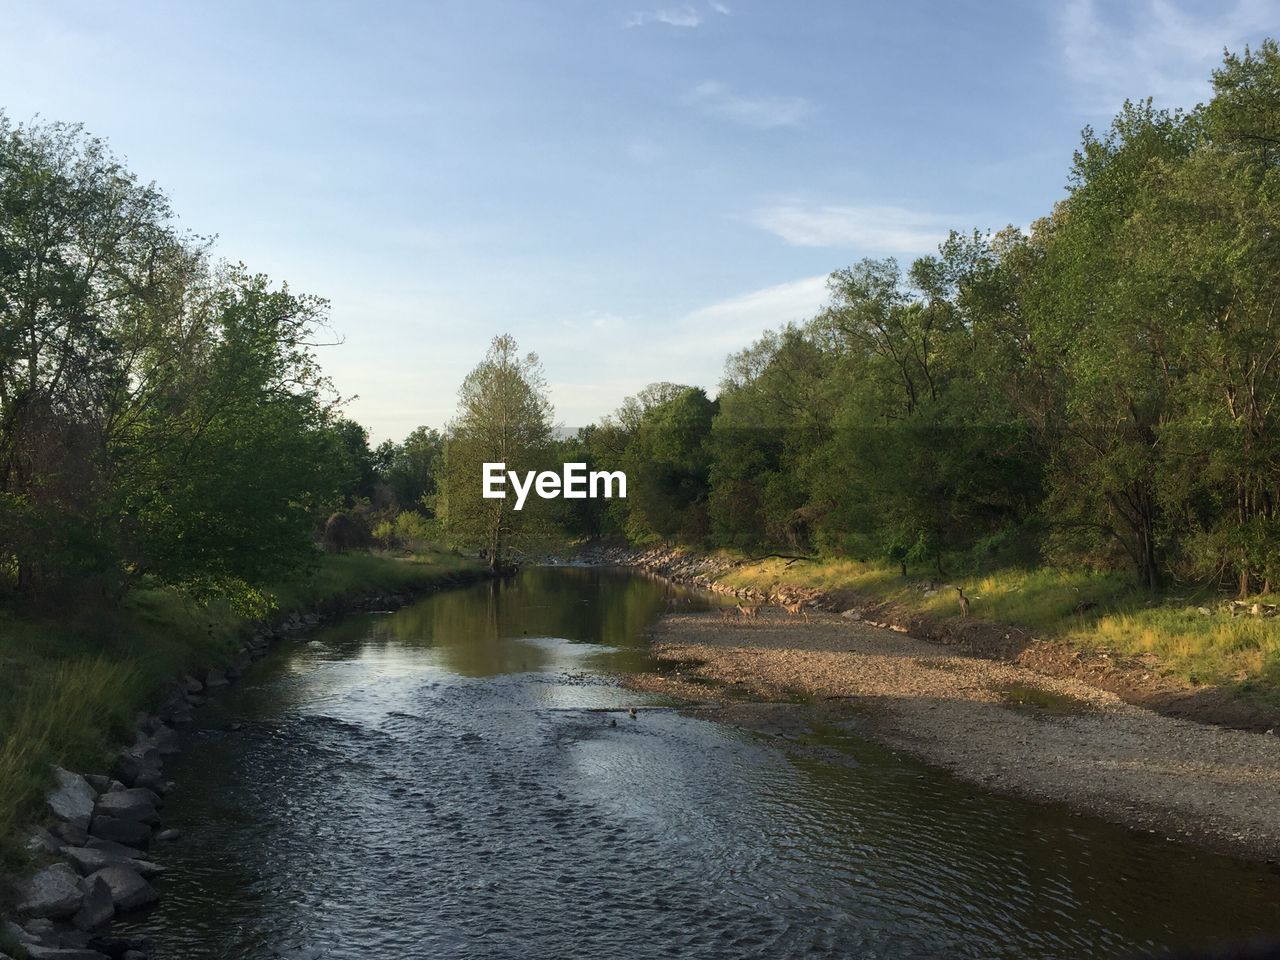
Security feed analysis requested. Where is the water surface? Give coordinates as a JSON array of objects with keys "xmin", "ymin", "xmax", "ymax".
[{"xmin": 122, "ymin": 566, "xmax": 1280, "ymax": 959}]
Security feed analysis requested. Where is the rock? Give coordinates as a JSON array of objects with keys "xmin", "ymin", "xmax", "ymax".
[
  {"xmin": 88, "ymin": 937, "xmax": 150, "ymax": 960},
  {"xmin": 61, "ymin": 846, "xmax": 116, "ymax": 875},
  {"xmin": 132, "ymin": 770, "xmax": 168, "ymax": 795},
  {"xmin": 83, "ymin": 774, "xmax": 113, "ymax": 793},
  {"xmin": 126, "ymin": 858, "xmax": 165, "ymax": 879},
  {"xmin": 113, "ymin": 745, "xmax": 161, "ymax": 788},
  {"xmin": 73, "ymin": 877, "xmax": 115, "ymax": 931},
  {"xmin": 4, "ymin": 919, "xmax": 39, "ymax": 947},
  {"xmin": 85, "ymin": 837, "xmax": 147, "ymax": 859},
  {"xmin": 95, "ymin": 788, "xmax": 161, "ymax": 824},
  {"xmin": 23, "ymin": 947, "xmax": 111, "ymax": 960},
  {"xmin": 20, "ymin": 918, "xmax": 56, "ymax": 939},
  {"xmin": 840, "ymin": 609, "xmax": 863, "ymax": 621},
  {"xmin": 1197, "ymin": 606, "xmax": 1212, "ymax": 616},
  {"xmin": 181, "ymin": 674, "xmax": 203, "ymax": 694},
  {"xmin": 48, "ymin": 768, "xmax": 97, "ymax": 831},
  {"xmin": 18, "ymin": 863, "xmax": 84, "ymax": 918},
  {"xmin": 88, "ymin": 815, "xmax": 151, "ymax": 848},
  {"xmin": 156, "ymin": 689, "xmax": 192, "ymax": 725},
  {"xmin": 84, "ymin": 866, "xmax": 158, "ymax": 912},
  {"xmin": 27, "ymin": 826, "xmax": 63, "ymax": 855},
  {"xmin": 153, "ymin": 828, "xmax": 180, "ymax": 842},
  {"xmin": 147, "ymin": 726, "xmax": 180, "ymax": 757},
  {"xmin": 60, "ymin": 846, "xmax": 164, "ymax": 879},
  {"xmin": 203, "ymin": 667, "xmax": 228, "ymax": 688}
]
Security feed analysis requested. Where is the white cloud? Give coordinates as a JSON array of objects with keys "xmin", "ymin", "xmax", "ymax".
[
  {"xmin": 1058, "ymin": 0, "xmax": 1279, "ymax": 114},
  {"xmin": 709, "ymin": 1, "xmax": 731, "ymax": 14},
  {"xmin": 750, "ymin": 202, "xmax": 953, "ymax": 254},
  {"xmin": 686, "ymin": 81, "xmax": 816, "ymax": 129},
  {"xmin": 681, "ymin": 275, "xmax": 830, "ymax": 350},
  {"xmin": 542, "ymin": 276, "xmax": 832, "ymax": 425},
  {"xmin": 626, "ymin": 6, "xmax": 702, "ymax": 28}
]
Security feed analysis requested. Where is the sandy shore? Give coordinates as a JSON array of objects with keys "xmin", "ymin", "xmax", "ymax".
[{"xmin": 626, "ymin": 608, "xmax": 1280, "ymax": 862}]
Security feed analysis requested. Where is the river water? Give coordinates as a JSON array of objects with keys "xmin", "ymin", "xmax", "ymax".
[{"xmin": 121, "ymin": 566, "xmax": 1280, "ymax": 959}]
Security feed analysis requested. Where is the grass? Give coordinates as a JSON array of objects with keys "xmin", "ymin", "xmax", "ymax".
[
  {"xmin": 715, "ymin": 555, "xmax": 1280, "ymax": 692},
  {"xmin": 0, "ymin": 548, "xmax": 483, "ymax": 874}
]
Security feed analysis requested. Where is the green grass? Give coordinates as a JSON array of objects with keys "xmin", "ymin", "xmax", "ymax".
[
  {"xmin": 0, "ymin": 548, "xmax": 483, "ymax": 873},
  {"xmin": 717, "ymin": 555, "xmax": 1280, "ymax": 691}
]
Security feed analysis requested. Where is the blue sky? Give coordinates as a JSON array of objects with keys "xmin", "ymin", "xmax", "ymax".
[{"xmin": 2, "ymin": 0, "xmax": 1277, "ymax": 440}]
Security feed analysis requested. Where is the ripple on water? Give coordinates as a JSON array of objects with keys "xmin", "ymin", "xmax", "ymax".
[{"xmin": 118, "ymin": 567, "xmax": 1280, "ymax": 960}]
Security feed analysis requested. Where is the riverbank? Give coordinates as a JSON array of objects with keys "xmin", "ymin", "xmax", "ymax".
[
  {"xmin": 585, "ymin": 545, "xmax": 1280, "ymax": 732},
  {"xmin": 0, "ymin": 550, "xmax": 484, "ymax": 876},
  {"xmin": 625, "ymin": 607, "xmax": 1280, "ymax": 862}
]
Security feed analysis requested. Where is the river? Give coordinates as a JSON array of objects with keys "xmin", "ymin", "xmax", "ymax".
[{"xmin": 120, "ymin": 566, "xmax": 1280, "ymax": 959}]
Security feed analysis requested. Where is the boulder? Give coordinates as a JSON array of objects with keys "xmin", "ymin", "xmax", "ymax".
[
  {"xmin": 60, "ymin": 845, "xmax": 165, "ymax": 879},
  {"xmin": 84, "ymin": 866, "xmax": 158, "ymax": 912},
  {"xmin": 47, "ymin": 768, "xmax": 97, "ymax": 831},
  {"xmin": 61, "ymin": 846, "xmax": 115, "ymax": 875},
  {"xmin": 23, "ymin": 947, "xmax": 111, "ymax": 960},
  {"xmin": 154, "ymin": 828, "xmax": 180, "ymax": 842},
  {"xmin": 126, "ymin": 858, "xmax": 165, "ymax": 879},
  {"xmin": 73, "ymin": 876, "xmax": 115, "ymax": 931},
  {"xmin": 148, "ymin": 726, "xmax": 180, "ymax": 757},
  {"xmin": 83, "ymin": 775, "xmax": 113, "ymax": 793},
  {"xmin": 94, "ymin": 788, "xmax": 160, "ymax": 824},
  {"xmin": 132, "ymin": 770, "xmax": 169, "ymax": 795},
  {"xmin": 113, "ymin": 745, "xmax": 161, "ymax": 788},
  {"xmin": 84, "ymin": 837, "xmax": 147, "ymax": 859},
  {"xmin": 3, "ymin": 919, "xmax": 39, "ymax": 947},
  {"xmin": 88, "ymin": 815, "xmax": 151, "ymax": 848},
  {"xmin": 204, "ymin": 667, "xmax": 228, "ymax": 688},
  {"xmin": 156, "ymin": 688, "xmax": 192, "ymax": 725},
  {"xmin": 51, "ymin": 820, "xmax": 90, "ymax": 846},
  {"xmin": 26, "ymin": 826, "xmax": 63, "ymax": 855},
  {"xmin": 18, "ymin": 863, "xmax": 84, "ymax": 919},
  {"xmin": 88, "ymin": 938, "xmax": 152, "ymax": 960}
]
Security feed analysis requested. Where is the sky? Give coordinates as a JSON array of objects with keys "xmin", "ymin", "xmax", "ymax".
[{"xmin": 2, "ymin": 0, "xmax": 1277, "ymax": 441}]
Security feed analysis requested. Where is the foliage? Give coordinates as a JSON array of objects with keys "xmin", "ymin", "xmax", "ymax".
[
  {"xmin": 437, "ymin": 334, "xmax": 556, "ymax": 569},
  {"xmin": 0, "ymin": 115, "xmax": 349, "ymax": 609},
  {"xmin": 561, "ymin": 42, "xmax": 1280, "ymax": 602},
  {"xmin": 0, "ymin": 550, "xmax": 482, "ymax": 867}
]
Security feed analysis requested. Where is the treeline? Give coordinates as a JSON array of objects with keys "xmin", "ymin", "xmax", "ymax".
[
  {"xmin": 11, "ymin": 41, "xmax": 1278, "ymax": 605},
  {"xmin": 554, "ymin": 43, "xmax": 1280, "ymax": 595},
  {"xmin": 0, "ymin": 117, "xmax": 393, "ymax": 611}
]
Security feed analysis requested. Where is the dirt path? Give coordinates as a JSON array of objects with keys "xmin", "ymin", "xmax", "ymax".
[{"xmin": 626, "ymin": 608, "xmax": 1280, "ymax": 862}]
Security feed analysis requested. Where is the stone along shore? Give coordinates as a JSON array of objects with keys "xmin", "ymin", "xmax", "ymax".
[{"xmin": 2, "ymin": 588, "xmax": 433, "ymax": 960}]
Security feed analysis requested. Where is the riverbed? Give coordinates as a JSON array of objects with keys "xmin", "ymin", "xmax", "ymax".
[{"xmin": 120, "ymin": 566, "xmax": 1280, "ymax": 959}]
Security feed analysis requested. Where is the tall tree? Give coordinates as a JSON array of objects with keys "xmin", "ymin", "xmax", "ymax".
[{"xmin": 438, "ymin": 334, "xmax": 554, "ymax": 570}]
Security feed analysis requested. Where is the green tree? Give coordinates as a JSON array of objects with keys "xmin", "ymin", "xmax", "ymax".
[
  {"xmin": 380, "ymin": 425, "xmax": 445, "ymax": 513},
  {"xmin": 438, "ymin": 334, "xmax": 555, "ymax": 570}
]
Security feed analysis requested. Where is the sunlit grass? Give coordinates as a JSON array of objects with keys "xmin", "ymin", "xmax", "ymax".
[
  {"xmin": 717, "ymin": 554, "xmax": 1280, "ymax": 690},
  {"xmin": 0, "ymin": 549, "xmax": 483, "ymax": 869}
]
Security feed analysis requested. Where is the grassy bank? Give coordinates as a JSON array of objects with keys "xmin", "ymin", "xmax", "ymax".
[
  {"xmin": 712, "ymin": 555, "xmax": 1280, "ymax": 693},
  {"xmin": 0, "ymin": 549, "xmax": 483, "ymax": 870}
]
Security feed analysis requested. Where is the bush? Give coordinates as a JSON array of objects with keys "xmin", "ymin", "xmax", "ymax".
[{"xmin": 370, "ymin": 510, "xmax": 438, "ymax": 552}]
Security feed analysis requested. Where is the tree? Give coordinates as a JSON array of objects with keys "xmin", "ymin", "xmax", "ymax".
[
  {"xmin": 380, "ymin": 425, "xmax": 444, "ymax": 513},
  {"xmin": 621, "ymin": 386, "xmax": 716, "ymax": 545},
  {"xmin": 0, "ymin": 115, "xmax": 349, "ymax": 608},
  {"xmin": 114, "ymin": 268, "xmax": 347, "ymax": 601},
  {"xmin": 438, "ymin": 334, "xmax": 554, "ymax": 570}
]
